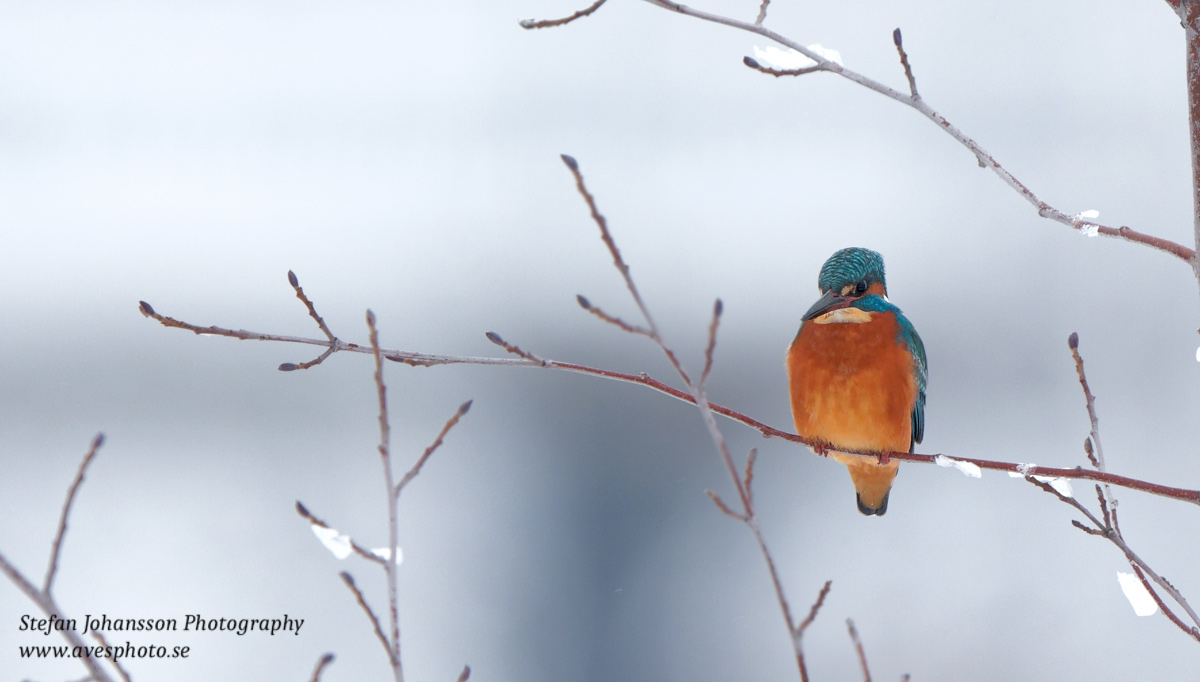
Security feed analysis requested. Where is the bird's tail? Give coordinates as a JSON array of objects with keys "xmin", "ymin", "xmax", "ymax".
[{"xmin": 830, "ymin": 453, "xmax": 900, "ymax": 516}]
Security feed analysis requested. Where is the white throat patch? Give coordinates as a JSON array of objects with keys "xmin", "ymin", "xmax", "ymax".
[{"xmin": 813, "ymin": 307, "xmax": 873, "ymax": 324}]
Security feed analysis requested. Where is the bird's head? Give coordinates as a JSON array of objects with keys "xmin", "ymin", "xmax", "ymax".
[{"xmin": 803, "ymin": 247, "xmax": 889, "ymax": 322}]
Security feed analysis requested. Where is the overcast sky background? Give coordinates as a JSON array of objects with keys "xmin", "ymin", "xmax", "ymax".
[{"xmin": 3, "ymin": 1, "xmax": 1200, "ymax": 680}]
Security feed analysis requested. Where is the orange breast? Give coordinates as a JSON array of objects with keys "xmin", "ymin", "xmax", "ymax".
[{"xmin": 786, "ymin": 311, "xmax": 918, "ymax": 454}]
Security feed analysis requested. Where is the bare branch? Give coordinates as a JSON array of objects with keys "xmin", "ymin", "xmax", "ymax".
[
  {"xmin": 638, "ymin": 0, "xmax": 1196, "ymax": 264},
  {"xmin": 395, "ymin": 400, "xmax": 473, "ymax": 497},
  {"xmin": 45, "ymin": 433, "xmax": 104, "ymax": 594},
  {"xmin": 340, "ymin": 571, "xmax": 397, "ymax": 667},
  {"xmin": 367, "ymin": 311, "xmax": 404, "ymax": 681},
  {"xmin": 456, "ymin": 665, "xmax": 472, "ymax": 682},
  {"xmin": 308, "ymin": 653, "xmax": 335, "ymax": 682},
  {"xmin": 846, "ymin": 618, "xmax": 873, "ymax": 682},
  {"xmin": 519, "ymin": 0, "xmax": 607, "ymax": 29}
]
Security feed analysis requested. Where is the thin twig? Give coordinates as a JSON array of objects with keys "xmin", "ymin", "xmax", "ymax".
[
  {"xmin": 89, "ymin": 630, "xmax": 132, "ymax": 682},
  {"xmin": 485, "ymin": 331, "xmax": 548, "ymax": 365},
  {"xmin": 575, "ymin": 294, "xmax": 653, "ymax": 337},
  {"xmin": 796, "ymin": 580, "xmax": 833, "ymax": 636},
  {"xmin": 367, "ymin": 311, "xmax": 404, "ymax": 682},
  {"xmin": 395, "ymin": 400, "xmax": 473, "ymax": 497},
  {"xmin": 699, "ymin": 299, "xmax": 722, "ymax": 389},
  {"xmin": 794, "ymin": 580, "xmax": 833, "ymax": 682},
  {"xmin": 754, "ymin": 0, "xmax": 770, "ymax": 25},
  {"xmin": 340, "ymin": 572, "xmax": 398, "ymax": 667},
  {"xmin": 519, "ymin": 0, "xmax": 607, "ymax": 29},
  {"xmin": 308, "ymin": 653, "xmax": 335, "ymax": 682},
  {"xmin": 289, "ymin": 270, "xmax": 337, "ymax": 343},
  {"xmin": 847, "ymin": 618, "xmax": 873, "ymax": 682},
  {"xmin": 45, "ymin": 433, "xmax": 104, "ymax": 594},
  {"xmin": 0, "ymin": 553, "xmax": 114, "ymax": 682},
  {"xmin": 294, "ymin": 501, "xmax": 387, "ymax": 565},
  {"xmin": 744, "ymin": 448, "xmax": 758, "ymax": 509},
  {"xmin": 892, "ymin": 28, "xmax": 919, "ymax": 100},
  {"xmin": 705, "ymin": 489, "xmax": 746, "ymax": 520},
  {"xmin": 634, "ymin": 0, "xmax": 1196, "ymax": 264},
  {"xmin": 140, "ymin": 297, "xmax": 1200, "ymax": 504},
  {"xmin": 456, "ymin": 665, "xmax": 472, "ymax": 682}
]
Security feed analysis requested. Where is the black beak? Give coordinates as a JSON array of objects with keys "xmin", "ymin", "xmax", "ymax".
[{"xmin": 802, "ymin": 289, "xmax": 852, "ymax": 321}]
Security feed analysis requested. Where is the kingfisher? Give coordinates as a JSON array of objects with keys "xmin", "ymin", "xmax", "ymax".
[{"xmin": 786, "ymin": 247, "xmax": 927, "ymax": 516}]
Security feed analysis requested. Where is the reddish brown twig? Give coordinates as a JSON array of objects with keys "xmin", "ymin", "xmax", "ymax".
[
  {"xmin": 892, "ymin": 28, "xmax": 919, "ymax": 100},
  {"xmin": 456, "ymin": 665, "xmax": 472, "ymax": 682},
  {"xmin": 846, "ymin": 618, "xmax": 873, "ymax": 682},
  {"xmin": 308, "ymin": 653, "xmax": 335, "ymax": 682},
  {"xmin": 575, "ymin": 294, "xmax": 652, "ymax": 337},
  {"xmin": 794, "ymin": 580, "xmax": 833, "ymax": 682},
  {"xmin": 340, "ymin": 571, "xmax": 398, "ymax": 668},
  {"xmin": 396, "ymin": 400, "xmax": 472, "ymax": 497},
  {"xmin": 45, "ymin": 433, "xmax": 104, "ymax": 594},
  {"xmin": 519, "ymin": 0, "xmax": 607, "ymax": 29}
]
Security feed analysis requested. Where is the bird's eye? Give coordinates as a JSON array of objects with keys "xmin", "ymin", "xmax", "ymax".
[{"xmin": 854, "ymin": 280, "xmax": 868, "ymax": 295}]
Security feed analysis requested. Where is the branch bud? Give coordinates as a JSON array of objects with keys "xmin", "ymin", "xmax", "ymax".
[
  {"xmin": 288, "ymin": 270, "xmax": 299, "ymax": 287},
  {"xmin": 1068, "ymin": 332, "xmax": 1079, "ymax": 349},
  {"xmin": 138, "ymin": 300, "xmax": 156, "ymax": 316},
  {"xmin": 560, "ymin": 154, "xmax": 578, "ymax": 171}
]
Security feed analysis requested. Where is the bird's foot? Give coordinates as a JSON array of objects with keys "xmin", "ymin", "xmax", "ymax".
[{"xmin": 875, "ymin": 451, "xmax": 891, "ymax": 465}]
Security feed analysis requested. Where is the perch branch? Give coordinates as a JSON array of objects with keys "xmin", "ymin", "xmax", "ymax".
[{"xmin": 139, "ymin": 297, "xmax": 1200, "ymax": 506}]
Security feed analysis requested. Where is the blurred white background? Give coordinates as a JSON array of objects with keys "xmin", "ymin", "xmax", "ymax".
[{"xmin": 2, "ymin": 1, "xmax": 1199, "ymax": 680}]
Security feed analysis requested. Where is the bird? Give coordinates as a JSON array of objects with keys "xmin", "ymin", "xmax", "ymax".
[{"xmin": 785, "ymin": 247, "xmax": 927, "ymax": 516}]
